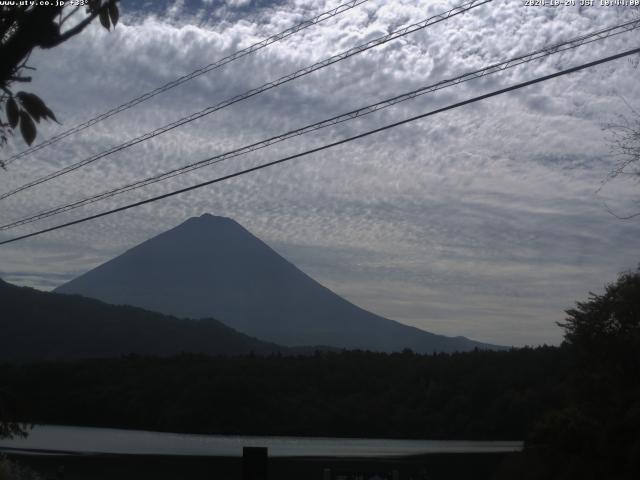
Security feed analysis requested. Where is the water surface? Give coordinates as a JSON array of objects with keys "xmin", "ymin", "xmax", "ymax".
[{"xmin": 0, "ymin": 425, "xmax": 523, "ymax": 457}]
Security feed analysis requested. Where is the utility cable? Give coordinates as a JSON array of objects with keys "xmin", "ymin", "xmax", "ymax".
[
  {"xmin": 0, "ymin": 0, "xmax": 491, "ymax": 201},
  {"xmin": 1, "ymin": 18, "xmax": 638, "ymax": 231},
  {"xmin": 1, "ymin": 0, "xmax": 373, "ymax": 166},
  {"xmin": 1, "ymin": 45, "xmax": 638, "ymax": 246}
]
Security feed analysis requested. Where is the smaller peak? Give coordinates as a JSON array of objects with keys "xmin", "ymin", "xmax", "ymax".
[{"xmin": 181, "ymin": 213, "xmax": 233, "ymax": 224}]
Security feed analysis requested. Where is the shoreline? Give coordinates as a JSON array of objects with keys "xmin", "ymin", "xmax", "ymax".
[
  {"xmin": 3, "ymin": 449, "xmax": 516, "ymax": 480},
  {"xmin": 0, "ymin": 424, "xmax": 523, "ymax": 458}
]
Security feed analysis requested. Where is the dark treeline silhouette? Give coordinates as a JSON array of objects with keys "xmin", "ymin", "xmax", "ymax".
[
  {"xmin": 499, "ymin": 267, "xmax": 640, "ymax": 480},
  {"xmin": 0, "ymin": 279, "xmax": 326, "ymax": 362},
  {"xmin": 2, "ymin": 268, "xmax": 638, "ymax": 478},
  {"xmin": 0, "ymin": 347, "xmax": 568, "ymax": 440}
]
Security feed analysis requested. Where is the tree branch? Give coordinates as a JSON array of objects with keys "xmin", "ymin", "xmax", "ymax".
[
  {"xmin": 59, "ymin": 5, "xmax": 81, "ymax": 26},
  {"xmin": 53, "ymin": 0, "xmax": 118, "ymax": 48},
  {"xmin": 603, "ymin": 202, "xmax": 640, "ymax": 220}
]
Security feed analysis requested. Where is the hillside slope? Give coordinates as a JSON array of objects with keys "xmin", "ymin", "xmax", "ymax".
[
  {"xmin": 0, "ymin": 279, "xmax": 289, "ymax": 362},
  {"xmin": 56, "ymin": 214, "xmax": 500, "ymax": 353}
]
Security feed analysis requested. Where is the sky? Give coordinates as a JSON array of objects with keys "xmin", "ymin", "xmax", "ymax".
[{"xmin": 1, "ymin": 0, "xmax": 639, "ymax": 347}]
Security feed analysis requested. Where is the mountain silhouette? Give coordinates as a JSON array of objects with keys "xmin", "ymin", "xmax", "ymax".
[
  {"xmin": 55, "ymin": 214, "xmax": 499, "ymax": 353},
  {"xmin": 0, "ymin": 278, "xmax": 301, "ymax": 362}
]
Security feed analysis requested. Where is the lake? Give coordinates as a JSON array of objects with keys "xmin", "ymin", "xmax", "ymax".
[{"xmin": 0, "ymin": 425, "xmax": 522, "ymax": 457}]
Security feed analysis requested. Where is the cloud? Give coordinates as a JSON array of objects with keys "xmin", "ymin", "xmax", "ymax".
[
  {"xmin": 226, "ymin": 0, "xmax": 252, "ymax": 7},
  {"xmin": 1, "ymin": 0, "xmax": 639, "ymax": 346}
]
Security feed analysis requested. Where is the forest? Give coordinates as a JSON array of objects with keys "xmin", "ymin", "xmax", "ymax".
[
  {"xmin": 1, "ymin": 267, "xmax": 638, "ymax": 479},
  {"xmin": 0, "ymin": 346, "xmax": 567, "ymax": 440}
]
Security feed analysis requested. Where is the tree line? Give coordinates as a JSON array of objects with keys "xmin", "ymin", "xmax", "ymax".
[
  {"xmin": 0, "ymin": 267, "xmax": 638, "ymax": 479},
  {"xmin": 0, "ymin": 346, "xmax": 568, "ymax": 440}
]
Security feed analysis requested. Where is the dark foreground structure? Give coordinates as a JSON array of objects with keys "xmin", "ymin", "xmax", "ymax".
[{"xmin": 3, "ymin": 450, "xmax": 512, "ymax": 480}]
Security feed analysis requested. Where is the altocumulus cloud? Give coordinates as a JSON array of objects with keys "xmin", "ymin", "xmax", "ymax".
[{"xmin": 0, "ymin": 0, "xmax": 639, "ymax": 346}]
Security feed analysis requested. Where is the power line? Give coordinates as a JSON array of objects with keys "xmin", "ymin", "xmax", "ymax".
[
  {"xmin": 1, "ymin": 18, "xmax": 638, "ymax": 232},
  {"xmin": 2, "ymin": 0, "xmax": 372, "ymax": 166},
  {"xmin": 2, "ymin": 45, "xmax": 638, "ymax": 247},
  {"xmin": 0, "ymin": 0, "xmax": 491, "ymax": 202}
]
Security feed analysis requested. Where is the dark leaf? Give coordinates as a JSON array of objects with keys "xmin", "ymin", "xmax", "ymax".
[
  {"xmin": 16, "ymin": 92, "xmax": 58, "ymax": 123},
  {"xmin": 6, "ymin": 97, "xmax": 19, "ymax": 129},
  {"xmin": 99, "ymin": 8, "xmax": 110, "ymax": 30},
  {"xmin": 40, "ymin": 101, "xmax": 58, "ymax": 123},
  {"xmin": 19, "ymin": 111, "xmax": 36, "ymax": 145},
  {"xmin": 108, "ymin": 1, "xmax": 119, "ymax": 26},
  {"xmin": 87, "ymin": 0, "xmax": 100, "ymax": 13}
]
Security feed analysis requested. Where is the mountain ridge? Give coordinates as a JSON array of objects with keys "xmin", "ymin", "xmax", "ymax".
[
  {"xmin": 55, "ymin": 214, "xmax": 502, "ymax": 353},
  {"xmin": 0, "ymin": 278, "xmax": 310, "ymax": 362}
]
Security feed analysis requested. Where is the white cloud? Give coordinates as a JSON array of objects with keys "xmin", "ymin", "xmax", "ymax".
[
  {"xmin": 1, "ymin": 0, "xmax": 639, "ymax": 346},
  {"xmin": 226, "ymin": 0, "xmax": 252, "ymax": 7}
]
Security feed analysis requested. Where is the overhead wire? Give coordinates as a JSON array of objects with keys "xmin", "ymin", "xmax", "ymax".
[
  {"xmin": 0, "ymin": 0, "xmax": 492, "ymax": 201},
  {"xmin": 1, "ymin": 18, "xmax": 638, "ymax": 231},
  {"xmin": 1, "ymin": 45, "xmax": 638, "ymax": 246},
  {"xmin": 1, "ymin": 0, "xmax": 373, "ymax": 166}
]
